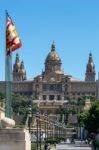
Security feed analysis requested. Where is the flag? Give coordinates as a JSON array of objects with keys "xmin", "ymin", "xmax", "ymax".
[{"xmin": 6, "ymin": 15, "xmax": 22, "ymax": 55}]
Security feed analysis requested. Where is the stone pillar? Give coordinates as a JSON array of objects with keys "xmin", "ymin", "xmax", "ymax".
[
  {"xmin": 54, "ymin": 95, "xmax": 57, "ymax": 101},
  {"xmin": 0, "ymin": 128, "xmax": 31, "ymax": 150},
  {"xmin": 62, "ymin": 95, "xmax": 64, "ymax": 100},
  {"xmin": 47, "ymin": 95, "xmax": 49, "ymax": 100},
  {"xmin": 0, "ymin": 107, "xmax": 5, "ymax": 120}
]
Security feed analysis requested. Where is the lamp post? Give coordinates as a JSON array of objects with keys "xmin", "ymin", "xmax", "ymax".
[
  {"xmin": 47, "ymin": 115, "xmax": 49, "ymax": 143},
  {"xmin": 44, "ymin": 114, "xmax": 48, "ymax": 150},
  {"xmin": 44, "ymin": 117, "xmax": 46, "ymax": 149},
  {"xmin": 59, "ymin": 123, "xmax": 63, "ymax": 140},
  {"xmin": 60, "ymin": 123, "xmax": 63, "ymax": 139},
  {"xmin": 37, "ymin": 116, "xmax": 39, "ymax": 150},
  {"xmin": 28, "ymin": 104, "xmax": 32, "ymax": 133},
  {"xmin": 50, "ymin": 121, "xmax": 53, "ymax": 140},
  {"xmin": 35, "ymin": 111, "xmax": 42, "ymax": 150},
  {"xmin": 39, "ymin": 113, "xmax": 41, "ymax": 150},
  {"xmin": 59, "ymin": 123, "xmax": 61, "ymax": 139},
  {"xmin": 49, "ymin": 121, "xmax": 52, "ymax": 139},
  {"xmin": 54, "ymin": 121, "xmax": 57, "ymax": 139},
  {"xmin": 57, "ymin": 123, "xmax": 59, "ymax": 139},
  {"xmin": 54, "ymin": 121, "xmax": 58, "ymax": 139},
  {"xmin": 50, "ymin": 122, "xmax": 53, "ymax": 139},
  {"xmin": 52, "ymin": 122, "xmax": 54, "ymax": 141},
  {"xmin": 36, "ymin": 112, "xmax": 40, "ymax": 150},
  {"xmin": 62, "ymin": 123, "xmax": 66, "ymax": 140}
]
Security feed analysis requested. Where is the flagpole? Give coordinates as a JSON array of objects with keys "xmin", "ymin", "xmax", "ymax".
[
  {"xmin": 5, "ymin": 10, "xmax": 12, "ymax": 118},
  {"xmin": 5, "ymin": 10, "xmax": 22, "ymax": 118}
]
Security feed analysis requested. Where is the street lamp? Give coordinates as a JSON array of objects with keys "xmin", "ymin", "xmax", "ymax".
[
  {"xmin": 59, "ymin": 123, "xmax": 62, "ymax": 138},
  {"xmin": 62, "ymin": 123, "xmax": 66, "ymax": 140},
  {"xmin": 52, "ymin": 122, "xmax": 55, "ymax": 141},
  {"xmin": 49, "ymin": 121, "xmax": 52, "ymax": 139},
  {"xmin": 35, "ymin": 111, "xmax": 40, "ymax": 150},
  {"xmin": 59, "ymin": 123, "xmax": 61, "ymax": 139},
  {"xmin": 50, "ymin": 121, "xmax": 53, "ymax": 140},
  {"xmin": 39, "ymin": 114, "xmax": 42, "ymax": 150},
  {"xmin": 28, "ymin": 104, "xmax": 32, "ymax": 133},
  {"xmin": 35, "ymin": 111, "xmax": 42, "ymax": 150},
  {"xmin": 47, "ymin": 115, "xmax": 49, "ymax": 143},
  {"xmin": 44, "ymin": 114, "xmax": 48, "ymax": 150},
  {"xmin": 54, "ymin": 121, "xmax": 59, "ymax": 139}
]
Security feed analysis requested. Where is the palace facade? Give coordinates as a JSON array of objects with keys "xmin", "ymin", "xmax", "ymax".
[{"xmin": 0, "ymin": 43, "xmax": 98, "ymax": 103}]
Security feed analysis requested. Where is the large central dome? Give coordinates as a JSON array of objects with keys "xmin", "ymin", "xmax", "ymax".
[
  {"xmin": 44, "ymin": 42, "xmax": 62, "ymax": 73},
  {"xmin": 45, "ymin": 43, "xmax": 61, "ymax": 62}
]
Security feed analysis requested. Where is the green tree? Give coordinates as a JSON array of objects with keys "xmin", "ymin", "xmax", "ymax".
[
  {"xmin": 12, "ymin": 93, "xmax": 38, "ymax": 115},
  {"xmin": 78, "ymin": 101, "xmax": 99, "ymax": 134},
  {"xmin": 78, "ymin": 111, "xmax": 88, "ymax": 127},
  {"xmin": 0, "ymin": 92, "xmax": 5, "ymax": 100},
  {"xmin": 12, "ymin": 93, "xmax": 39, "ymax": 126},
  {"xmin": 0, "ymin": 92, "xmax": 5, "ymax": 107}
]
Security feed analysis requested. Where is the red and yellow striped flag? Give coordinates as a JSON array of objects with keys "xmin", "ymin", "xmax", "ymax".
[{"xmin": 6, "ymin": 16, "xmax": 22, "ymax": 55}]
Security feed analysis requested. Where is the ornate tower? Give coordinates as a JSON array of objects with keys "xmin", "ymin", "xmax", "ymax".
[
  {"xmin": 44, "ymin": 42, "xmax": 62, "ymax": 73},
  {"xmin": 85, "ymin": 53, "xmax": 95, "ymax": 82},
  {"xmin": 20, "ymin": 61, "xmax": 26, "ymax": 80},
  {"xmin": 13, "ymin": 53, "xmax": 26, "ymax": 81}
]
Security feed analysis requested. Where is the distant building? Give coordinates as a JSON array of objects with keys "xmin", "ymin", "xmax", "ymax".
[
  {"xmin": 0, "ymin": 43, "xmax": 98, "ymax": 114},
  {"xmin": 13, "ymin": 53, "xmax": 26, "ymax": 81},
  {"xmin": 32, "ymin": 43, "xmax": 97, "ymax": 101}
]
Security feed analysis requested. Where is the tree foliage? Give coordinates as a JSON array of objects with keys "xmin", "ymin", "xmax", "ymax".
[
  {"xmin": 12, "ymin": 93, "xmax": 38, "ymax": 115},
  {"xmin": 0, "ymin": 92, "xmax": 5, "ymax": 107},
  {"xmin": 0, "ymin": 92, "xmax": 5, "ymax": 102},
  {"xmin": 78, "ymin": 101, "xmax": 99, "ymax": 133}
]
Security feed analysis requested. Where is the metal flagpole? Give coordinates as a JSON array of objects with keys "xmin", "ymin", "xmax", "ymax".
[
  {"xmin": 5, "ymin": 10, "xmax": 12, "ymax": 118},
  {"xmin": 5, "ymin": 10, "xmax": 22, "ymax": 118}
]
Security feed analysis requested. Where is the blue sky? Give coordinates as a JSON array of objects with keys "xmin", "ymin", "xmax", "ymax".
[{"xmin": 0, "ymin": 0, "xmax": 99, "ymax": 80}]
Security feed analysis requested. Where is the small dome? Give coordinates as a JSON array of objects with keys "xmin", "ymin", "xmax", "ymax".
[{"xmin": 45, "ymin": 43, "xmax": 61, "ymax": 62}]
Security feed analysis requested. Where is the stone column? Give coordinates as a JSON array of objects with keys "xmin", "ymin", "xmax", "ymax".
[
  {"xmin": 54, "ymin": 95, "xmax": 57, "ymax": 101},
  {"xmin": 47, "ymin": 95, "xmax": 49, "ymax": 100}
]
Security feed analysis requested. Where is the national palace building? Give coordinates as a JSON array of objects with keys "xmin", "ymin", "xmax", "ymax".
[{"xmin": 0, "ymin": 43, "xmax": 99, "ymax": 104}]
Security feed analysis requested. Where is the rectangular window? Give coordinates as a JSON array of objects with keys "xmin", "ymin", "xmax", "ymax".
[
  {"xmin": 43, "ymin": 84, "xmax": 47, "ymax": 91},
  {"xmin": 43, "ymin": 95, "xmax": 46, "ymax": 100},
  {"xmin": 56, "ymin": 84, "xmax": 62, "ymax": 92},
  {"xmin": 43, "ymin": 84, "xmax": 62, "ymax": 92},
  {"xmin": 57, "ymin": 95, "xmax": 61, "ymax": 100},
  {"xmin": 49, "ymin": 85, "xmax": 55, "ymax": 91},
  {"xmin": 49, "ymin": 95, "xmax": 54, "ymax": 100}
]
